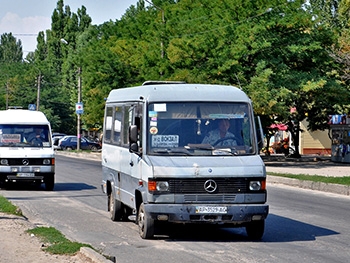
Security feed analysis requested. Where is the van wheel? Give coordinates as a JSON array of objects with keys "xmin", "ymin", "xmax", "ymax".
[
  {"xmin": 137, "ymin": 203, "xmax": 154, "ymax": 239},
  {"xmin": 108, "ymin": 189, "xmax": 124, "ymax": 221},
  {"xmin": 245, "ymin": 220, "xmax": 265, "ymax": 240},
  {"xmin": 45, "ymin": 174, "xmax": 55, "ymax": 191}
]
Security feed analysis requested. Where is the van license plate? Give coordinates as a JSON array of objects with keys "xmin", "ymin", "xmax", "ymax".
[
  {"xmin": 17, "ymin": 173, "xmax": 35, "ymax": 177},
  {"xmin": 196, "ymin": 206, "xmax": 227, "ymax": 214}
]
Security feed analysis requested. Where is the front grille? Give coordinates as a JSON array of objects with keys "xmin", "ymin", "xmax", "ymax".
[
  {"xmin": 0, "ymin": 158, "xmax": 50, "ymax": 166},
  {"xmin": 184, "ymin": 194, "xmax": 236, "ymax": 202},
  {"xmin": 168, "ymin": 178, "xmax": 249, "ymax": 194}
]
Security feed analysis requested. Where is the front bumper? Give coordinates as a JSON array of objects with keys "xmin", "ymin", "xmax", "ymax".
[{"xmin": 143, "ymin": 203, "xmax": 269, "ymax": 224}]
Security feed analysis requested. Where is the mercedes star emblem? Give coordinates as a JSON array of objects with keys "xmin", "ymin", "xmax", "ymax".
[{"xmin": 204, "ymin": 179, "xmax": 217, "ymax": 193}]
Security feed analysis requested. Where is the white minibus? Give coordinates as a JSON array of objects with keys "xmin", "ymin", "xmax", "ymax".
[
  {"xmin": 101, "ymin": 82, "xmax": 268, "ymax": 239},
  {"xmin": 0, "ymin": 109, "xmax": 55, "ymax": 190}
]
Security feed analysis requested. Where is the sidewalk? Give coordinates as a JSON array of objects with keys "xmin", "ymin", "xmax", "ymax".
[
  {"xmin": 263, "ymin": 154, "xmax": 350, "ymax": 196},
  {"xmin": 263, "ymin": 154, "xmax": 350, "ymax": 177}
]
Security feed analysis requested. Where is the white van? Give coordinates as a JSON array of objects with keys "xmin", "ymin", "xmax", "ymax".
[
  {"xmin": 0, "ymin": 109, "xmax": 55, "ymax": 190},
  {"xmin": 101, "ymin": 82, "xmax": 268, "ymax": 239}
]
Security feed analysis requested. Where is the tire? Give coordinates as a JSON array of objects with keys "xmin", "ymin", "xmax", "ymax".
[
  {"xmin": 137, "ymin": 203, "xmax": 154, "ymax": 239},
  {"xmin": 245, "ymin": 220, "xmax": 265, "ymax": 240},
  {"xmin": 65, "ymin": 146, "xmax": 73, "ymax": 151},
  {"xmin": 90, "ymin": 145, "xmax": 98, "ymax": 151},
  {"xmin": 108, "ymin": 188, "xmax": 124, "ymax": 221},
  {"xmin": 45, "ymin": 174, "xmax": 55, "ymax": 191}
]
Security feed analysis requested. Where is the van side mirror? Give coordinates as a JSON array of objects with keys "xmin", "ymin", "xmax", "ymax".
[
  {"xmin": 129, "ymin": 125, "xmax": 139, "ymax": 153},
  {"xmin": 129, "ymin": 125, "xmax": 138, "ymax": 143},
  {"xmin": 255, "ymin": 116, "xmax": 265, "ymax": 150}
]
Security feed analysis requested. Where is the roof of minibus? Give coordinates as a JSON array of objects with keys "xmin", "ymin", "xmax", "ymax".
[
  {"xmin": 106, "ymin": 83, "xmax": 250, "ymax": 103},
  {"xmin": 0, "ymin": 110, "xmax": 50, "ymax": 125}
]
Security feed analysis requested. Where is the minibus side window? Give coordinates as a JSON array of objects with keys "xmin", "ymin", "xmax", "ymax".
[
  {"xmin": 104, "ymin": 107, "xmax": 113, "ymax": 143},
  {"xmin": 122, "ymin": 106, "xmax": 131, "ymax": 147},
  {"xmin": 113, "ymin": 106, "xmax": 122, "ymax": 145}
]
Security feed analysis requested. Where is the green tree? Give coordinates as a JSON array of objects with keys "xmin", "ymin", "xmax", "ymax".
[{"xmin": 0, "ymin": 33, "xmax": 23, "ymax": 63}]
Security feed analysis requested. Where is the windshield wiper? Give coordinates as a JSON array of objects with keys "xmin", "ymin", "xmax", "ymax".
[
  {"xmin": 212, "ymin": 148, "xmax": 238, "ymax": 156},
  {"xmin": 185, "ymin": 144, "xmax": 213, "ymax": 151},
  {"xmin": 152, "ymin": 148, "xmax": 193, "ymax": 156}
]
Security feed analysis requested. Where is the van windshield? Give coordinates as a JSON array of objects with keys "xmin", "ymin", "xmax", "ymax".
[
  {"xmin": 0, "ymin": 124, "xmax": 51, "ymax": 148},
  {"xmin": 147, "ymin": 102, "xmax": 256, "ymax": 156}
]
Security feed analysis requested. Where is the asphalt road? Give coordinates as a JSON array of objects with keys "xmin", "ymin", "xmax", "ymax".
[{"xmin": 1, "ymin": 154, "xmax": 350, "ymax": 263}]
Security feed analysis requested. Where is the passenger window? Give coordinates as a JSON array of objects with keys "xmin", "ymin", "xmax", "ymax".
[
  {"xmin": 122, "ymin": 107, "xmax": 131, "ymax": 146},
  {"xmin": 104, "ymin": 107, "xmax": 113, "ymax": 142},
  {"xmin": 113, "ymin": 107, "xmax": 122, "ymax": 145}
]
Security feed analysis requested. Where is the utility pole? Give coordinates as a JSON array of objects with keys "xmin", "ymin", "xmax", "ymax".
[
  {"xmin": 145, "ymin": 0, "xmax": 165, "ymax": 59},
  {"xmin": 36, "ymin": 74, "xmax": 41, "ymax": 111},
  {"xmin": 77, "ymin": 67, "xmax": 82, "ymax": 151},
  {"xmin": 6, "ymin": 81, "xmax": 9, "ymax": 110}
]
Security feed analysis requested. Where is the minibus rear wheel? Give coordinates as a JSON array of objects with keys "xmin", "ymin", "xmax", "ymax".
[{"xmin": 109, "ymin": 189, "xmax": 124, "ymax": 221}]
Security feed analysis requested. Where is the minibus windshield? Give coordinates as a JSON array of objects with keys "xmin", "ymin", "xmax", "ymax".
[
  {"xmin": 0, "ymin": 124, "xmax": 51, "ymax": 147},
  {"xmin": 147, "ymin": 102, "xmax": 256, "ymax": 156}
]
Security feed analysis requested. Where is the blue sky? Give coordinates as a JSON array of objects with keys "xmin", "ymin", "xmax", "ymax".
[{"xmin": 0, "ymin": 0, "xmax": 139, "ymax": 56}]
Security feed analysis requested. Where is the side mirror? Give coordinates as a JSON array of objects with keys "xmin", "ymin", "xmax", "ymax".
[
  {"xmin": 255, "ymin": 116, "xmax": 264, "ymax": 150},
  {"xmin": 129, "ymin": 125, "xmax": 138, "ymax": 143},
  {"xmin": 130, "ymin": 142, "xmax": 138, "ymax": 153},
  {"xmin": 129, "ymin": 125, "xmax": 139, "ymax": 153}
]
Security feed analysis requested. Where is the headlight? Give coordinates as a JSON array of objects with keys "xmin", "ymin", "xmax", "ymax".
[
  {"xmin": 249, "ymin": 181, "xmax": 262, "ymax": 191},
  {"xmin": 156, "ymin": 181, "xmax": 169, "ymax": 191},
  {"xmin": 148, "ymin": 180, "xmax": 169, "ymax": 192},
  {"xmin": 43, "ymin": 159, "xmax": 51, "ymax": 165},
  {"xmin": 0, "ymin": 159, "xmax": 8, "ymax": 165}
]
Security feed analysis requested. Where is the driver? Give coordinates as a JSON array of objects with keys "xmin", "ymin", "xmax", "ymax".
[
  {"xmin": 201, "ymin": 119, "xmax": 237, "ymax": 146},
  {"xmin": 27, "ymin": 128, "xmax": 46, "ymax": 146}
]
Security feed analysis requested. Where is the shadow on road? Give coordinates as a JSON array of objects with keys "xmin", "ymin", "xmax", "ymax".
[
  {"xmin": 154, "ymin": 213, "xmax": 338, "ymax": 243},
  {"xmin": 0, "ymin": 182, "xmax": 97, "ymax": 191}
]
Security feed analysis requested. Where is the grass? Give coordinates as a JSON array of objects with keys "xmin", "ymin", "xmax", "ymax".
[
  {"xmin": 27, "ymin": 227, "xmax": 92, "ymax": 255},
  {"xmin": 0, "ymin": 195, "xmax": 92, "ymax": 255},
  {"xmin": 0, "ymin": 195, "xmax": 23, "ymax": 216},
  {"xmin": 268, "ymin": 172, "xmax": 350, "ymax": 186}
]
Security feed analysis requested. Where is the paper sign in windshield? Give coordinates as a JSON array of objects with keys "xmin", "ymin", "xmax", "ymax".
[
  {"xmin": 1, "ymin": 134, "xmax": 21, "ymax": 143},
  {"xmin": 152, "ymin": 135, "xmax": 179, "ymax": 148}
]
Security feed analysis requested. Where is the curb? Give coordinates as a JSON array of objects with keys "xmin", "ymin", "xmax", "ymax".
[
  {"xmin": 267, "ymin": 175, "xmax": 350, "ymax": 196},
  {"xmin": 78, "ymin": 247, "xmax": 115, "ymax": 263}
]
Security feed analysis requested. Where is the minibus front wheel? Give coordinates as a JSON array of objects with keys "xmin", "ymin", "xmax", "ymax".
[
  {"xmin": 45, "ymin": 174, "xmax": 55, "ymax": 191},
  {"xmin": 137, "ymin": 203, "xmax": 154, "ymax": 239},
  {"xmin": 245, "ymin": 219, "xmax": 265, "ymax": 240}
]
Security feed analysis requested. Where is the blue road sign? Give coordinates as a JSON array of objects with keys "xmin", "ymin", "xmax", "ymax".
[
  {"xmin": 28, "ymin": 104, "xmax": 36, "ymax": 111},
  {"xmin": 76, "ymin": 102, "xmax": 84, "ymax": 114}
]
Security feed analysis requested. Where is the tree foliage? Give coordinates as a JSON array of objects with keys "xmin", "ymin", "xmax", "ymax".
[{"xmin": 0, "ymin": 0, "xmax": 349, "ymax": 155}]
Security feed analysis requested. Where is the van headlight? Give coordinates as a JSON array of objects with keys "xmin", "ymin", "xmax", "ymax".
[
  {"xmin": 43, "ymin": 159, "xmax": 51, "ymax": 165},
  {"xmin": 156, "ymin": 181, "xmax": 169, "ymax": 191},
  {"xmin": 148, "ymin": 180, "xmax": 169, "ymax": 192},
  {"xmin": 0, "ymin": 159, "xmax": 8, "ymax": 165},
  {"xmin": 249, "ymin": 181, "xmax": 262, "ymax": 191}
]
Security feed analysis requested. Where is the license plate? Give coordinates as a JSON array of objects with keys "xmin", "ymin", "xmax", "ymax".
[
  {"xmin": 196, "ymin": 206, "xmax": 227, "ymax": 214},
  {"xmin": 17, "ymin": 173, "xmax": 35, "ymax": 177}
]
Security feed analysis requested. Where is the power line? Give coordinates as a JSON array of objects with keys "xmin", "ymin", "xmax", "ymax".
[{"xmin": 12, "ymin": 34, "xmax": 38, "ymax": 37}]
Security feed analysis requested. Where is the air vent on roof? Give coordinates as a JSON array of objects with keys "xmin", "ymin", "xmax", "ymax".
[{"xmin": 142, "ymin": 80, "xmax": 186, "ymax": 86}]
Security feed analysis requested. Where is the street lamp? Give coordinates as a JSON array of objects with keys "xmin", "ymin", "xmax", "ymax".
[
  {"xmin": 145, "ymin": 0, "xmax": 165, "ymax": 59},
  {"xmin": 23, "ymin": 59, "xmax": 41, "ymax": 111},
  {"xmin": 60, "ymin": 38, "xmax": 82, "ymax": 150}
]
